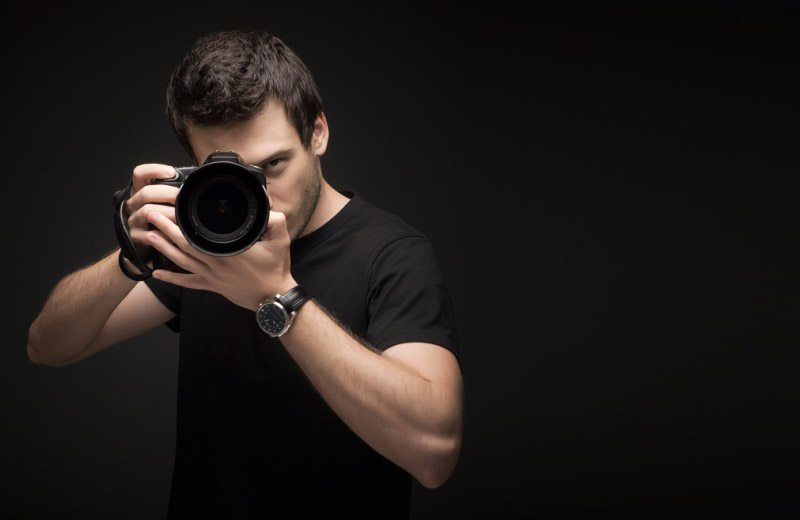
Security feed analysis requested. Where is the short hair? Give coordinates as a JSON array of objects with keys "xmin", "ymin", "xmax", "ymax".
[{"xmin": 165, "ymin": 29, "xmax": 324, "ymax": 164}]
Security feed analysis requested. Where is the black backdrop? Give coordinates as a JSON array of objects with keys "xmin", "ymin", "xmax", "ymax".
[{"xmin": 4, "ymin": 2, "xmax": 799, "ymax": 518}]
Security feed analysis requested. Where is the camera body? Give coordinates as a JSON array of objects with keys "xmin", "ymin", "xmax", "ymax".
[{"xmin": 113, "ymin": 150, "xmax": 270, "ymax": 279}]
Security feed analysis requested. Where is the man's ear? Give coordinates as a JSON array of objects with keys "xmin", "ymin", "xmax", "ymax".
[{"xmin": 312, "ymin": 112, "xmax": 329, "ymax": 156}]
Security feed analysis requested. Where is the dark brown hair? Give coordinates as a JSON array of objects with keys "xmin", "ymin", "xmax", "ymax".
[{"xmin": 165, "ymin": 29, "xmax": 324, "ymax": 163}]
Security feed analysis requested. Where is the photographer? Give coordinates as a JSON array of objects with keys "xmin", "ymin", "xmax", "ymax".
[{"xmin": 26, "ymin": 29, "xmax": 462, "ymax": 518}]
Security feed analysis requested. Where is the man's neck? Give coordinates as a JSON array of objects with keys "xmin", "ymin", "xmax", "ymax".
[{"xmin": 297, "ymin": 181, "xmax": 350, "ymax": 239}]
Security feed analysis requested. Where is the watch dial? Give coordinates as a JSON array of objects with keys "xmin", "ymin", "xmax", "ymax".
[{"xmin": 258, "ymin": 303, "xmax": 287, "ymax": 335}]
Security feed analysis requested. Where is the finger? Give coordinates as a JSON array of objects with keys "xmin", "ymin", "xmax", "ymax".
[
  {"xmin": 127, "ymin": 203, "xmax": 177, "ymax": 248},
  {"xmin": 126, "ymin": 184, "xmax": 180, "ymax": 215},
  {"xmin": 131, "ymin": 164, "xmax": 178, "ymax": 196},
  {"xmin": 261, "ymin": 211, "xmax": 291, "ymax": 247},
  {"xmin": 268, "ymin": 210, "xmax": 286, "ymax": 229},
  {"xmin": 148, "ymin": 212, "xmax": 216, "ymax": 268},
  {"xmin": 130, "ymin": 203, "xmax": 177, "ymax": 232},
  {"xmin": 261, "ymin": 210, "xmax": 286, "ymax": 239},
  {"xmin": 147, "ymin": 228, "xmax": 212, "ymax": 275},
  {"xmin": 151, "ymin": 269, "xmax": 208, "ymax": 291}
]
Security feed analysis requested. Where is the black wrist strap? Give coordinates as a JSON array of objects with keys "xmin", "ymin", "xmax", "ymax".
[
  {"xmin": 278, "ymin": 286, "xmax": 310, "ymax": 314},
  {"xmin": 118, "ymin": 250, "xmax": 149, "ymax": 281},
  {"xmin": 113, "ymin": 177, "xmax": 154, "ymax": 281}
]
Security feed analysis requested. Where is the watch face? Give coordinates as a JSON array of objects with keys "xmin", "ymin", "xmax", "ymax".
[{"xmin": 257, "ymin": 302, "xmax": 288, "ymax": 336}]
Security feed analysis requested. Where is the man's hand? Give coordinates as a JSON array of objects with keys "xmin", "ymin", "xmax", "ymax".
[
  {"xmin": 122, "ymin": 163, "xmax": 182, "ymax": 274},
  {"xmin": 144, "ymin": 209, "xmax": 297, "ymax": 311}
]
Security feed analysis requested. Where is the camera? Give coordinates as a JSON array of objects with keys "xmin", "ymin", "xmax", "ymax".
[{"xmin": 113, "ymin": 150, "xmax": 270, "ymax": 280}]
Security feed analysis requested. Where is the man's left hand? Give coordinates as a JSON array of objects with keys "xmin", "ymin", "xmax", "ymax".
[{"xmin": 144, "ymin": 210, "xmax": 297, "ymax": 312}]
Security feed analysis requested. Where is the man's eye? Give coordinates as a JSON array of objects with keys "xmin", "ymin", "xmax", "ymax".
[{"xmin": 265, "ymin": 158, "xmax": 284, "ymax": 169}]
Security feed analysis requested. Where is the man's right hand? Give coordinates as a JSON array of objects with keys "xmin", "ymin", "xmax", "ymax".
[{"xmin": 122, "ymin": 164, "xmax": 181, "ymax": 275}]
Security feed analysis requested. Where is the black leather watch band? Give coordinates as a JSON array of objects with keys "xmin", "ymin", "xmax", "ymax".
[{"xmin": 278, "ymin": 286, "xmax": 310, "ymax": 314}]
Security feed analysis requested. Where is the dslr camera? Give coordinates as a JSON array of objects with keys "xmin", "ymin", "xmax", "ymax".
[{"xmin": 113, "ymin": 150, "xmax": 270, "ymax": 280}]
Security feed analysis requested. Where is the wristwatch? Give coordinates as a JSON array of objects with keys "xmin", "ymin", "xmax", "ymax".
[{"xmin": 255, "ymin": 285, "xmax": 310, "ymax": 337}]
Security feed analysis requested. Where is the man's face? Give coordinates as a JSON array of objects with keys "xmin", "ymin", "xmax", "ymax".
[{"xmin": 186, "ymin": 98, "xmax": 327, "ymax": 241}]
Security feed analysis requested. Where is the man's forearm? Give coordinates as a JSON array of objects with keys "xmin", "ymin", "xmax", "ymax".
[
  {"xmin": 276, "ymin": 299, "xmax": 457, "ymax": 488},
  {"xmin": 28, "ymin": 247, "xmax": 137, "ymax": 366}
]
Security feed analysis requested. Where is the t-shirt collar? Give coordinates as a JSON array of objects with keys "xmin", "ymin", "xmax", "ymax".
[{"xmin": 290, "ymin": 189, "xmax": 361, "ymax": 253}]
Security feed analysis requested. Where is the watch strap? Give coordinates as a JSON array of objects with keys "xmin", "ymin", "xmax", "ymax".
[{"xmin": 277, "ymin": 285, "xmax": 310, "ymax": 315}]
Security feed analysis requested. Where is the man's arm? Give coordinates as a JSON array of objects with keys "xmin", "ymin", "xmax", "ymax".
[
  {"xmin": 27, "ymin": 247, "xmax": 177, "ymax": 367},
  {"xmin": 272, "ymin": 298, "xmax": 463, "ymax": 489},
  {"xmin": 28, "ymin": 247, "xmax": 137, "ymax": 366},
  {"xmin": 142, "ymin": 208, "xmax": 463, "ymax": 487}
]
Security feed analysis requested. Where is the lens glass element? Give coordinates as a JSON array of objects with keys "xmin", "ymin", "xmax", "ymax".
[{"xmin": 196, "ymin": 179, "xmax": 248, "ymax": 235}]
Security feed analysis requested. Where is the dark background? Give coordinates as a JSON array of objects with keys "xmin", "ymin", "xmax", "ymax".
[{"xmin": 4, "ymin": 1, "xmax": 799, "ymax": 518}]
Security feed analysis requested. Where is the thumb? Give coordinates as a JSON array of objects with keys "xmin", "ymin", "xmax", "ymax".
[{"xmin": 260, "ymin": 210, "xmax": 288, "ymax": 241}]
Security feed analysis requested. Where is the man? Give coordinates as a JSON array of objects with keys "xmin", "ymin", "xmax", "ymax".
[{"xmin": 27, "ymin": 29, "xmax": 462, "ymax": 518}]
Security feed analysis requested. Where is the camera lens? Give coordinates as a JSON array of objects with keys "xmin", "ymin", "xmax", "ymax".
[
  {"xmin": 172, "ymin": 158, "xmax": 269, "ymax": 256},
  {"xmin": 189, "ymin": 174, "xmax": 257, "ymax": 243}
]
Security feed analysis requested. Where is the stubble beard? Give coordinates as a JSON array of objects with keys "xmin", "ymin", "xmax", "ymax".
[{"xmin": 292, "ymin": 156, "xmax": 323, "ymax": 241}]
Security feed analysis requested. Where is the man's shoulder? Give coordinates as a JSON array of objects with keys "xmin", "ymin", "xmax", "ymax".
[{"xmin": 350, "ymin": 195, "xmax": 428, "ymax": 248}]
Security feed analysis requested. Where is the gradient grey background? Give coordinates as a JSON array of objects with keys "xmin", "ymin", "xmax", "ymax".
[{"xmin": 5, "ymin": 2, "xmax": 799, "ymax": 518}]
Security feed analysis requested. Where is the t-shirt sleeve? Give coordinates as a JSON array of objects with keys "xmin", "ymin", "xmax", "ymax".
[
  {"xmin": 143, "ymin": 276, "xmax": 182, "ymax": 333},
  {"xmin": 365, "ymin": 234, "xmax": 461, "ymax": 371}
]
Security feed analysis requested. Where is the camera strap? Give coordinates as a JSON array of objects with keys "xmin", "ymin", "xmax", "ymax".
[{"xmin": 113, "ymin": 178, "xmax": 154, "ymax": 281}]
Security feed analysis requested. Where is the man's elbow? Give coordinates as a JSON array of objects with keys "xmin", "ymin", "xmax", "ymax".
[
  {"xmin": 27, "ymin": 340, "xmax": 73, "ymax": 368},
  {"xmin": 417, "ymin": 430, "xmax": 462, "ymax": 489},
  {"xmin": 27, "ymin": 342, "xmax": 62, "ymax": 367},
  {"xmin": 27, "ymin": 341, "xmax": 39, "ymax": 364}
]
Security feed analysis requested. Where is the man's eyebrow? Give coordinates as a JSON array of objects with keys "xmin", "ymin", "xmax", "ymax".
[{"xmin": 253, "ymin": 148, "xmax": 294, "ymax": 166}]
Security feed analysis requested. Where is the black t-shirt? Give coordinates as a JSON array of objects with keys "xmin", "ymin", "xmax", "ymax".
[{"xmin": 143, "ymin": 190, "xmax": 461, "ymax": 519}]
